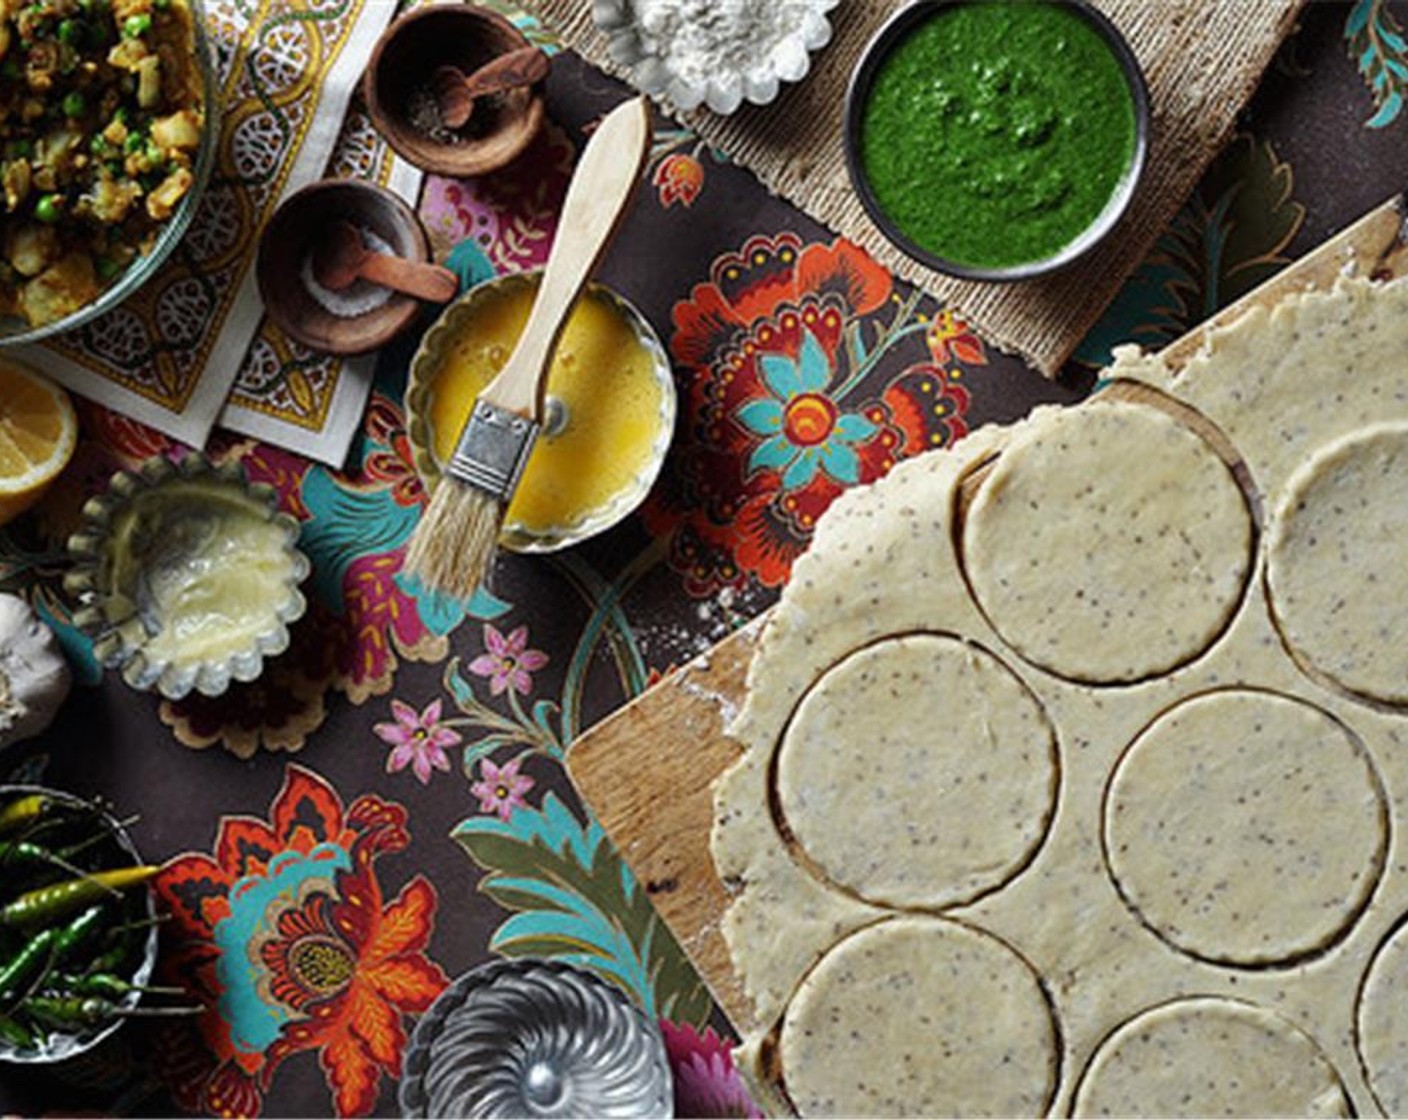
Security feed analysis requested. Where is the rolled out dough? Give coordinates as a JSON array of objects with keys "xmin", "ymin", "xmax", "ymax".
[
  {"xmin": 777, "ymin": 634, "xmax": 1056, "ymax": 910},
  {"xmin": 1104, "ymin": 689, "xmax": 1386, "ymax": 966},
  {"xmin": 1071, "ymin": 997, "xmax": 1350, "ymax": 1118},
  {"xmin": 1267, "ymin": 422, "xmax": 1408, "ymax": 705},
  {"xmin": 779, "ymin": 916, "xmax": 1057, "ymax": 1118},
  {"xmin": 962, "ymin": 399, "xmax": 1252, "ymax": 684},
  {"xmin": 713, "ymin": 274, "xmax": 1408, "ymax": 1118}
]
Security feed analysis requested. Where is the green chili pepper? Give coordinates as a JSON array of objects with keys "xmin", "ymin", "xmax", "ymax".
[
  {"xmin": 51, "ymin": 972, "xmax": 185, "ymax": 1000},
  {"xmin": 0, "ymin": 1012, "xmax": 35, "ymax": 1049},
  {"xmin": 0, "ymin": 796, "xmax": 47, "ymax": 838},
  {"xmin": 24, "ymin": 994, "xmax": 201, "ymax": 1029},
  {"xmin": 0, "ymin": 839, "xmax": 99, "ymax": 883},
  {"xmin": 61, "ymin": 90, "xmax": 84, "ymax": 117},
  {"xmin": 53, "ymin": 905, "xmax": 110, "ymax": 969},
  {"xmin": 0, "ymin": 928, "xmax": 58, "ymax": 1001},
  {"xmin": 0, "ymin": 866, "xmax": 158, "ymax": 928},
  {"xmin": 32, "ymin": 194, "xmax": 62, "ymax": 224},
  {"xmin": 121, "ymin": 12, "xmax": 150, "ymax": 37}
]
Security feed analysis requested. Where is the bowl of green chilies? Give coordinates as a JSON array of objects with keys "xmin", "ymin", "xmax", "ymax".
[{"xmin": 0, "ymin": 785, "xmax": 162, "ymax": 1063}]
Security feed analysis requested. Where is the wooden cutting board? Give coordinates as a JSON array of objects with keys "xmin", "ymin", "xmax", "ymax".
[{"xmin": 565, "ymin": 193, "xmax": 1408, "ymax": 1035}]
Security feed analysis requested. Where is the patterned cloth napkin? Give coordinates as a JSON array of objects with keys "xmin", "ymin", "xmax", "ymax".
[{"xmin": 14, "ymin": 0, "xmax": 422, "ymax": 466}]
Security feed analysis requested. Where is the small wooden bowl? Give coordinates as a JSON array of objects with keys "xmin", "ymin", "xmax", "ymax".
[
  {"xmin": 364, "ymin": 4, "xmax": 546, "ymax": 178},
  {"xmin": 256, "ymin": 179, "xmax": 430, "ymax": 355}
]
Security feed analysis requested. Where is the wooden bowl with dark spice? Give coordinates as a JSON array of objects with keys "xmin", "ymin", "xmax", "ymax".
[{"xmin": 364, "ymin": 4, "xmax": 547, "ymax": 178}]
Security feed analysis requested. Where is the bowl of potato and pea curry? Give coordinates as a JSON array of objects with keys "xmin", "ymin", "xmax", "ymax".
[{"xmin": 0, "ymin": 0, "xmax": 210, "ymax": 338}]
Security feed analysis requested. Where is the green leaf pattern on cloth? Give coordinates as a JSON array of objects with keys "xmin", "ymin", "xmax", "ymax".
[
  {"xmin": 453, "ymin": 792, "xmax": 715, "ymax": 1026},
  {"xmin": 1346, "ymin": 0, "xmax": 1408, "ymax": 127}
]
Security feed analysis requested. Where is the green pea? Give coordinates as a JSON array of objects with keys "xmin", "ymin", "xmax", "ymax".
[
  {"xmin": 8, "ymin": 139, "xmax": 32, "ymax": 159},
  {"xmin": 56, "ymin": 17, "xmax": 81, "ymax": 43},
  {"xmin": 121, "ymin": 12, "xmax": 150, "ymax": 37},
  {"xmin": 95, "ymin": 256, "xmax": 122, "ymax": 280},
  {"xmin": 112, "ymin": 106, "xmax": 129, "ymax": 126},
  {"xmin": 123, "ymin": 131, "xmax": 143, "ymax": 154},
  {"xmin": 61, "ymin": 90, "xmax": 84, "ymax": 117},
  {"xmin": 34, "ymin": 194, "xmax": 61, "ymax": 223},
  {"xmin": 88, "ymin": 134, "xmax": 109, "ymax": 157},
  {"xmin": 144, "ymin": 140, "xmax": 162, "ymax": 165},
  {"xmin": 153, "ymin": 0, "xmax": 170, "ymax": 9}
]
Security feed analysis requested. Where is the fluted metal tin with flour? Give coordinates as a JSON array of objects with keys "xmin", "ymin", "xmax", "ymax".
[{"xmin": 593, "ymin": 0, "xmax": 840, "ymax": 113}]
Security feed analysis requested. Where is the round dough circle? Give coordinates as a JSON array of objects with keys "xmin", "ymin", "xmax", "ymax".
[
  {"xmin": 780, "ymin": 917, "xmax": 1057, "ymax": 1118},
  {"xmin": 962, "ymin": 400, "xmax": 1252, "ymax": 683},
  {"xmin": 1268, "ymin": 424, "xmax": 1408, "ymax": 704},
  {"xmin": 1357, "ymin": 919, "xmax": 1408, "ymax": 1115},
  {"xmin": 776, "ymin": 634, "xmax": 1057, "ymax": 909},
  {"xmin": 1105, "ymin": 690, "xmax": 1386, "ymax": 966},
  {"xmin": 1073, "ymin": 997, "xmax": 1349, "ymax": 1118}
]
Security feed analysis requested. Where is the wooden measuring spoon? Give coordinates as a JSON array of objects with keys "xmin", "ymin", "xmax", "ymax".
[
  {"xmin": 431, "ymin": 46, "xmax": 550, "ymax": 131},
  {"xmin": 312, "ymin": 221, "xmax": 459, "ymax": 303}
]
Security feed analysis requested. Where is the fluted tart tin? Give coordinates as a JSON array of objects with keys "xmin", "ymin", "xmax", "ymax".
[
  {"xmin": 65, "ymin": 453, "xmax": 310, "ymax": 701},
  {"xmin": 399, "ymin": 959, "xmax": 673, "ymax": 1119}
]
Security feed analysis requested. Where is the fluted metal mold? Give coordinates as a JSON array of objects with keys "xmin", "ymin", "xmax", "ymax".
[{"xmin": 399, "ymin": 959, "xmax": 673, "ymax": 1118}]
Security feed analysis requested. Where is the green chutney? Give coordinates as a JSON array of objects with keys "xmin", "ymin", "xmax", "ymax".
[{"xmin": 858, "ymin": 1, "xmax": 1139, "ymax": 269}]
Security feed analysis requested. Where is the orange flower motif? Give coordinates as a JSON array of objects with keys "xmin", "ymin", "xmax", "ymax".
[
  {"xmin": 925, "ymin": 309, "xmax": 988, "ymax": 367},
  {"xmin": 654, "ymin": 151, "xmax": 705, "ymax": 208},
  {"xmin": 155, "ymin": 766, "xmax": 449, "ymax": 1117}
]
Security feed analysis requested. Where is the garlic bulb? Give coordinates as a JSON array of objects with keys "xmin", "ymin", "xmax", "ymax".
[{"xmin": 0, "ymin": 593, "xmax": 72, "ymax": 748}]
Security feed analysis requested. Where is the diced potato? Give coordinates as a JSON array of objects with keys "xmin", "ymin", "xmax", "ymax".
[
  {"xmin": 151, "ymin": 108, "xmax": 201, "ymax": 151},
  {"xmin": 88, "ymin": 176, "xmax": 142, "ymax": 223},
  {"xmin": 114, "ymin": 0, "xmax": 153, "ymax": 19},
  {"xmin": 136, "ymin": 55, "xmax": 160, "ymax": 108},
  {"xmin": 107, "ymin": 37, "xmax": 150, "ymax": 72},
  {"xmin": 19, "ymin": 251, "xmax": 100, "ymax": 326},
  {"xmin": 145, "ymin": 165, "xmax": 191, "ymax": 220},
  {"xmin": 6, "ymin": 222, "xmax": 58, "ymax": 278},
  {"xmin": 1, "ymin": 157, "xmax": 29, "ymax": 211}
]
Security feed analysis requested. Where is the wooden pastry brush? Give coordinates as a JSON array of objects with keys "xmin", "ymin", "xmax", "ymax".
[{"xmin": 404, "ymin": 96, "xmax": 652, "ymax": 598}]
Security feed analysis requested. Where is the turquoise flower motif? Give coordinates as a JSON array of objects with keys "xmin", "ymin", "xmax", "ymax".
[{"xmin": 736, "ymin": 328, "xmax": 877, "ymax": 490}]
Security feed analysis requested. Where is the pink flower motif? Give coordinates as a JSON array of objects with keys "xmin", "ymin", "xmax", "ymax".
[
  {"xmin": 374, "ymin": 699, "xmax": 461, "ymax": 784},
  {"xmin": 660, "ymin": 1020, "xmax": 762, "ymax": 1119},
  {"xmin": 468, "ymin": 624, "xmax": 549, "ymax": 697},
  {"xmin": 471, "ymin": 757, "xmax": 535, "ymax": 821}
]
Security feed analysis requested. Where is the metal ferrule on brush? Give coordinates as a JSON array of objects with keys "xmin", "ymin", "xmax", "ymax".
[{"xmin": 447, "ymin": 400, "xmax": 541, "ymax": 501}]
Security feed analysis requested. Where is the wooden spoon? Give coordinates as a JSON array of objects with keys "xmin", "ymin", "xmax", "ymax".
[
  {"xmin": 312, "ymin": 221, "xmax": 459, "ymax": 303},
  {"xmin": 432, "ymin": 46, "xmax": 550, "ymax": 131}
]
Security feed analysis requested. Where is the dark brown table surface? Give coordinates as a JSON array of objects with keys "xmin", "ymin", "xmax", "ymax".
[{"xmin": 1, "ymin": 2, "xmax": 1406, "ymax": 1115}]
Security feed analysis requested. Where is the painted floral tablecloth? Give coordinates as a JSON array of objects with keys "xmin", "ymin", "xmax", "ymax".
[{"xmin": 1, "ymin": 2, "xmax": 1405, "ymax": 1116}]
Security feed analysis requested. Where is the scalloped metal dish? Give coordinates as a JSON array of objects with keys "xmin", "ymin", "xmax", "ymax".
[
  {"xmin": 399, "ymin": 959, "xmax": 673, "ymax": 1118},
  {"xmin": 406, "ymin": 271, "xmax": 676, "ymax": 554},
  {"xmin": 65, "ymin": 454, "xmax": 310, "ymax": 701},
  {"xmin": 592, "ymin": 0, "xmax": 840, "ymax": 114},
  {"xmin": 0, "ymin": 785, "xmax": 157, "ymax": 1065}
]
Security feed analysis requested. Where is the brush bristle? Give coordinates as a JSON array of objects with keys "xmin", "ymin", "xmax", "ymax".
[{"xmin": 404, "ymin": 478, "xmax": 504, "ymax": 599}]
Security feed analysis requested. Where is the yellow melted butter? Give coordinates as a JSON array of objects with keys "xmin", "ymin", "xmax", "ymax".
[
  {"xmin": 428, "ymin": 281, "xmax": 665, "ymax": 534},
  {"xmin": 107, "ymin": 482, "xmax": 295, "ymax": 665}
]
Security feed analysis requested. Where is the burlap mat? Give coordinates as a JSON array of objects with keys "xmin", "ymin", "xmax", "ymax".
[{"xmin": 525, "ymin": 0, "xmax": 1304, "ymax": 376}]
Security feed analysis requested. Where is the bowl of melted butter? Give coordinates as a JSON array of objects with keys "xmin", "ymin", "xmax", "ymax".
[
  {"xmin": 406, "ymin": 270, "xmax": 675, "ymax": 553},
  {"xmin": 65, "ymin": 454, "xmax": 309, "ymax": 700}
]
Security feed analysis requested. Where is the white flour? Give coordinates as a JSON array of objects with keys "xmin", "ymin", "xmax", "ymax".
[{"xmin": 631, "ymin": 0, "xmax": 817, "ymax": 85}]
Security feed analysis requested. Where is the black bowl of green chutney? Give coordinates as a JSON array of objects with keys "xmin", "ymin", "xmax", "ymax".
[{"xmin": 845, "ymin": 0, "xmax": 1150, "ymax": 282}]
